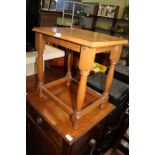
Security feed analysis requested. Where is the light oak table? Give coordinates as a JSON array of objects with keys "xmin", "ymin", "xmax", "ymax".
[{"xmin": 32, "ymin": 27, "xmax": 128, "ymax": 129}]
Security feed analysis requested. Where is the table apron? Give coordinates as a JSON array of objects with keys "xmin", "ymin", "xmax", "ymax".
[
  {"xmin": 43, "ymin": 35, "xmax": 81, "ymax": 52},
  {"xmin": 42, "ymin": 35, "xmax": 118, "ymax": 54}
]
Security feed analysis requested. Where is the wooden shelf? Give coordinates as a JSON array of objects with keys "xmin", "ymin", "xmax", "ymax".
[
  {"xmin": 95, "ymin": 27, "xmax": 112, "ymax": 31},
  {"xmin": 116, "ymin": 18, "xmax": 129, "ymax": 22},
  {"xmin": 97, "ymin": 16, "xmax": 129, "ymax": 22},
  {"xmin": 114, "ymin": 31, "xmax": 128, "ymax": 35},
  {"xmin": 97, "ymin": 16, "xmax": 116, "ymax": 20}
]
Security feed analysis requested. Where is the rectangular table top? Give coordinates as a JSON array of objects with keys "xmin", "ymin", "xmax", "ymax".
[{"xmin": 32, "ymin": 27, "xmax": 128, "ymax": 48}]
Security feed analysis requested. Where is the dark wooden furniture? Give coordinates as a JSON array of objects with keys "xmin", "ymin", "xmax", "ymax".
[
  {"xmin": 26, "ymin": 67, "xmax": 129, "ymax": 155},
  {"xmin": 32, "ymin": 27, "xmax": 128, "ymax": 129},
  {"xmin": 26, "ymin": 0, "xmax": 61, "ymax": 49},
  {"xmin": 26, "ymin": 0, "xmax": 40, "ymax": 48},
  {"xmin": 113, "ymin": 110, "xmax": 129, "ymax": 155},
  {"xmin": 39, "ymin": 11, "xmax": 61, "ymax": 27},
  {"xmin": 26, "ymin": 71, "xmax": 115, "ymax": 155}
]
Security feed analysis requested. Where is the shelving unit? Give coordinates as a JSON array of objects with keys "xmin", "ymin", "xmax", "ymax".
[
  {"xmin": 61, "ymin": 1, "xmax": 99, "ymax": 30},
  {"xmin": 95, "ymin": 5, "xmax": 119, "ymax": 35},
  {"xmin": 113, "ymin": 18, "xmax": 129, "ymax": 63},
  {"xmin": 94, "ymin": 5, "xmax": 129, "ymax": 65},
  {"xmin": 95, "ymin": 4, "xmax": 129, "ymax": 38},
  {"xmin": 113, "ymin": 18, "xmax": 129, "ymax": 38}
]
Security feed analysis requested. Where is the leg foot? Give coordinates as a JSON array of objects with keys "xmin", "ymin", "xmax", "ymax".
[{"xmin": 71, "ymin": 111, "xmax": 81, "ymax": 130}]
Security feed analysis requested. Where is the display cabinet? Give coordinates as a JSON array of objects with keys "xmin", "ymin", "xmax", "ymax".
[
  {"xmin": 39, "ymin": 0, "xmax": 62, "ymax": 27},
  {"xmin": 41, "ymin": 0, "xmax": 57, "ymax": 11}
]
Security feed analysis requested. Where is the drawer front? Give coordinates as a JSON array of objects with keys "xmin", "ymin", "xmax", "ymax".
[
  {"xmin": 68, "ymin": 119, "xmax": 106, "ymax": 155},
  {"xmin": 27, "ymin": 116, "xmax": 61, "ymax": 155},
  {"xmin": 27, "ymin": 103, "xmax": 63, "ymax": 149}
]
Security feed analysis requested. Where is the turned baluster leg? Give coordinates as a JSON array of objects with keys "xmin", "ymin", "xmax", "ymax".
[
  {"xmin": 35, "ymin": 33, "xmax": 45, "ymax": 89},
  {"xmin": 66, "ymin": 49, "xmax": 72, "ymax": 86},
  {"xmin": 101, "ymin": 46, "xmax": 122, "ymax": 108},
  {"xmin": 71, "ymin": 47, "xmax": 96, "ymax": 129}
]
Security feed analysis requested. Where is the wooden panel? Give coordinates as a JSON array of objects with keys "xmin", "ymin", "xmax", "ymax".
[
  {"xmin": 27, "ymin": 115, "xmax": 61, "ymax": 155},
  {"xmin": 40, "ymin": 12, "xmax": 57, "ymax": 27},
  {"xmin": 49, "ymin": 57, "xmax": 65, "ymax": 67},
  {"xmin": 69, "ymin": 119, "xmax": 106, "ymax": 155}
]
